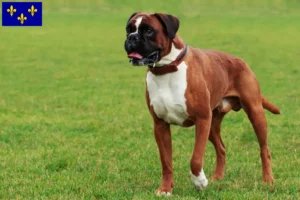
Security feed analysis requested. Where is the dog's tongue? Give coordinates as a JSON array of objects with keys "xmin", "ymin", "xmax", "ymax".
[{"xmin": 128, "ymin": 52, "xmax": 143, "ymax": 59}]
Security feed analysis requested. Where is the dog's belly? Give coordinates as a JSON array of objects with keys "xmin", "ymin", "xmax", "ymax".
[{"xmin": 146, "ymin": 62, "xmax": 189, "ymax": 125}]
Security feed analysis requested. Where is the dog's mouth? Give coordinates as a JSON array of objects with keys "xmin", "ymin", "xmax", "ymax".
[{"xmin": 128, "ymin": 50, "xmax": 160, "ymax": 66}]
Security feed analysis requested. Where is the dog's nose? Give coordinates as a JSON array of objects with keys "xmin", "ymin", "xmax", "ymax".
[{"xmin": 128, "ymin": 33, "xmax": 140, "ymax": 42}]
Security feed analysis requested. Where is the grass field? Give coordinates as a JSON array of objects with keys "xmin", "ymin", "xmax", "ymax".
[{"xmin": 0, "ymin": 0, "xmax": 300, "ymax": 199}]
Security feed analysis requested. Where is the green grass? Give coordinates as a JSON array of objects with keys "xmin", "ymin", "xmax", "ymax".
[{"xmin": 0, "ymin": 0, "xmax": 299, "ymax": 199}]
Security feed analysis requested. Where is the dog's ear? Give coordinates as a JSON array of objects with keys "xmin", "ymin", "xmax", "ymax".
[
  {"xmin": 127, "ymin": 12, "xmax": 139, "ymax": 23},
  {"xmin": 154, "ymin": 13, "xmax": 179, "ymax": 39}
]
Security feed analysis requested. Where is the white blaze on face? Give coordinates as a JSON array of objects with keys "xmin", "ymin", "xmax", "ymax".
[
  {"xmin": 129, "ymin": 16, "xmax": 143, "ymax": 36},
  {"xmin": 135, "ymin": 16, "xmax": 143, "ymax": 30}
]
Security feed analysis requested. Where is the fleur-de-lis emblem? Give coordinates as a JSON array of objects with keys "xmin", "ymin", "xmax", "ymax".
[
  {"xmin": 7, "ymin": 5, "xmax": 17, "ymax": 16},
  {"xmin": 28, "ymin": 5, "xmax": 38, "ymax": 16},
  {"xmin": 17, "ymin": 13, "xmax": 27, "ymax": 24}
]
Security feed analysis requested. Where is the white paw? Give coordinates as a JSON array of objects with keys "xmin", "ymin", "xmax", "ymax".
[
  {"xmin": 190, "ymin": 170, "xmax": 208, "ymax": 190},
  {"xmin": 155, "ymin": 191, "xmax": 172, "ymax": 196}
]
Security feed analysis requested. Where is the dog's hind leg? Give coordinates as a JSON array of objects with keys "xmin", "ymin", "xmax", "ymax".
[
  {"xmin": 241, "ymin": 97, "xmax": 274, "ymax": 182},
  {"xmin": 209, "ymin": 109, "xmax": 226, "ymax": 181},
  {"xmin": 237, "ymin": 75, "xmax": 274, "ymax": 182}
]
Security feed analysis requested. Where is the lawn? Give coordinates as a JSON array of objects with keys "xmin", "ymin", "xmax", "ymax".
[{"xmin": 0, "ymin": 0, "xmax": 299, "ymax": 199}]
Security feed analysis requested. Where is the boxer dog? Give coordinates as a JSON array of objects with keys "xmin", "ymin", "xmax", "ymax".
[{"xmin": 124, "ymin": 12, "xmax": 280, "ymax": 195}]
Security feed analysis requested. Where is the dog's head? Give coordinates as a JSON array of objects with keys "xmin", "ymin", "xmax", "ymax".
[{"xmin": 124, "ymin": 12, "xmax": 180, "ymax": 66}]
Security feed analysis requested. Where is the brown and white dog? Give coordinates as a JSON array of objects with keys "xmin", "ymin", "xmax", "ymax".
[{"xmin": 124, "ymin": 12, "xmax": 280, "ymax": 195}]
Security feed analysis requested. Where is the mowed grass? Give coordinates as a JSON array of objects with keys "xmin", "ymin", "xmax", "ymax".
[{"xmin": 0, "ymin": 0, "xmax": 299, "ymax": 199}]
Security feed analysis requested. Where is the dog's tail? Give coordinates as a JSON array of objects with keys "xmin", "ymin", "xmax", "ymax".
[{"xmin": 262, "ymin": 96, "xmax": 280, "ymax": 114}]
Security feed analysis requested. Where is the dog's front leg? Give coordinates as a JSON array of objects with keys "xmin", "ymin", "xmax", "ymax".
[
  {"xmin": 190, "ymin": 114, "xmax": 212, "ymax": 190},
  {"xmin": 153, "ymin": 119, "xmax": 173, "ymax": 196}
]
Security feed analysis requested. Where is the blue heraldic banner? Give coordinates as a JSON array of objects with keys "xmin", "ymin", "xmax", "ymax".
[{"xmin": 2, "ymin": 2, "xmax": 42, "ymax": 26}]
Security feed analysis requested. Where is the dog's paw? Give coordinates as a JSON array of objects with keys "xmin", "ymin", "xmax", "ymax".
[
  {"xmin": 155, "ymin": 191, "xmax": 172, "ymax": 196},
  {"xmin": 155, "ymin": 186, "xmax": 172, "ymax": 196},
  {"xmin": 190, "ymin": 170, "xmax": 208, "ymax": 191},
  {"xmin": 263, "ymin": 174, "xmax": 275, "ymax": 183},
  {"xmin": 210, "ymin": 173, "xmax": 224, "ymax": 181}
]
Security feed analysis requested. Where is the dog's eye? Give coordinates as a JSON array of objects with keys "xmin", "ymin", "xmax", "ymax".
[{"xmin": 145, "ymin": 29, "xmax": 153, "ymax": 35}]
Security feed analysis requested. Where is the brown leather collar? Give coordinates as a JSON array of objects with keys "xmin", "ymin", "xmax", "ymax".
[{"xmin": 148, "ymin": 45, "xmax": 188, "ymax": 75}]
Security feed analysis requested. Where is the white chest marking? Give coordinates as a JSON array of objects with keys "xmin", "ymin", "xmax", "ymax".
[{"xmin": 146, "ymin": 62, "xmax": 188, "ymax": 125}]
